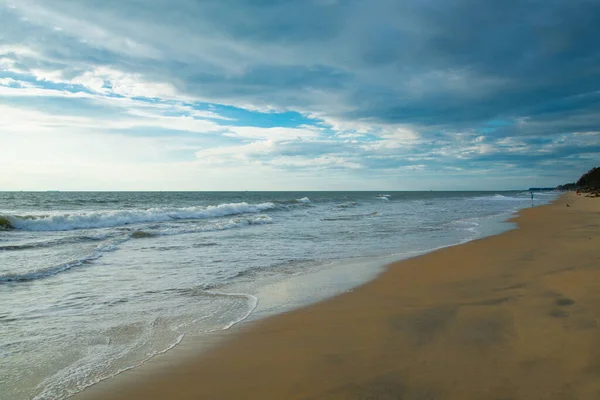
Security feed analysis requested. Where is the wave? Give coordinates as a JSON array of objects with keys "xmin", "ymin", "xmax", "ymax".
[
  {"xmin": 192, "ymin": 242, "xmax": 218, "ymax": 247},
  {"xmin": 526, "ymin": 191, "xmax": 557, "ymax": 196},
  {"xmin": 0, "ymin": 256, "xmax": 99, "ymax": 283},
  {"xmin": 0, "ymin": 202, "xmax": 276, "ymax": 232},
  {"xmin": 31, "ymin": 288, "xmax": 258, "ymax": 400},
  {"xmin": 473, "ymin": 194, "xmax": 531, "ymax": 202},
  {"xmin": 205, "ymin": 291, "xmax": 259, "ymax": 331},
  {"xmin": 323, "ymin": 212, "xmax": 379, "ymax": 221},
  {"xmin": 336, "ymin": 201, "xmax": 358, "ymax": 208},
  {"xmin": 30, "ymin": 332, "xmax": 186, "ymax": 400},
  {"xmin": 215, "ymin": 215, "xmax": 273, "ymax": 230},
  {"xmin": 449, "ymin": 219, "xmax": 481, "ymax": 234},
  {"xmin": 271, "ymin": 197, "xmax": 313, "ymax": 207},
  {"xmin": 129, "ymin": 215, "xmax": 273, "ymax": 238},
  {"xmin": 0, "ymin": 236, "xmax": 128, "ymax": 283},
  {"xmin": 0, "ymin": 215, "xmax": 272, "ymax": 283},
  {"xmin": 227, "ymin": 258, "xmax": 318, "ymax": 282},
  {"xmin": 0, "ymin": 234, "xmax": 110, "ymax": 251},
  {"xmin": 130, "ymin": 231, "xmax": 155, "ymax": 239}
]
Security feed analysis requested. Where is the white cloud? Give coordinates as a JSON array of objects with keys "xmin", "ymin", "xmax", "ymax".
[
  {"xmin": 0, "ymin": 84, "xmax": 93, "ymax": 98},
  {"xmin": 0, "ymin": 103, "xmax": 223, "ymax": 136},
  {"xmin": 194, "ymin": 139, "xmax": 365, "ymax": 171},
  {"xmin": 269, "ymin": 155, "xmax": 363, "ymax": 169},
  {"xmin": 0, "ymin": 128, "xmax": 176, "ymax": 166},
  {"xmin": 224, "ymin": 126, "xmax": 322, "ymax": 141},
  {"xmin": 0, "ymin": 44, "xmax": 39, "ymax": 58},
  {"xmin": 0, "ymin": 77, "xmax": 18, "ymax": 86},
  {"xmin": 71, "ymin": 66, "xmax": 180, "ymax": 98}
]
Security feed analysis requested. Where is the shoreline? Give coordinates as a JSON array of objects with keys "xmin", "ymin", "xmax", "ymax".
[
  {"xmin": 67, "ymin": 200, "xmax": 524, "ymax": 398},
  {"xmin": 74, "ymin": 192, "xmax": 600, "ymax": 400}
]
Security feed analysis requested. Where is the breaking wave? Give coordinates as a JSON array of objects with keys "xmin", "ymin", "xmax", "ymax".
[
  {"xmin": 0, "ymin": 202, "xmax": 276, "ymax": 232},
  {"xmin": 323, "ymin": 212, "xmax": 380, "ymax": 221},
  {"xmin": 0, "ymin": 215, "xmax": 273, "ymax": 283},
  {"xmin": 0, "ymin": 234, "xmax": 110, "ymax": 251},
  {"xmin": 474, "ymin": 194, "xmax": 532, "ymax": 202},
  {"xmin": 271, "ymin": 197, "xmax": 313, "ymax": 207},
  {"xmin": 0, "ymin": 236, "xmax": 128, "ymax": 283},
  {"xmin": 336, "ymin": 202, "xmax": 358, "ymax": 208}
]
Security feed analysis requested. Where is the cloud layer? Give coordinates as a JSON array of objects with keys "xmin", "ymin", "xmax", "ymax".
[{"xmin": 1, "ymin": 0, "xmax": 599, "ymax": 190}]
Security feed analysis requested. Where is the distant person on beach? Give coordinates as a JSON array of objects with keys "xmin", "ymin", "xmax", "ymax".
[{"xmin": 530, "ymin": 191, "xmax": 534, "ymax": 201}]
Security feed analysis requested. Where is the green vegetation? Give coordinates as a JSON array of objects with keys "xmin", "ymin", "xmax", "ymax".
[
  {"xmin": 0, "ymin": 216, "xmax": 14, "ymax": 230},
  {"xmin": 556, "ymin": 182, "xmax": 577, "ymax": 191},
  {"xmin": 576, "ymin": 167, "xmax": 600, "ymax": 191},
  {"xmin": 131, "ymin": 231, "xmax": 154, "ymax": 239},
  {"xmin": 558, "ymin": 166, "xmax": 600, "ymax": 195}
]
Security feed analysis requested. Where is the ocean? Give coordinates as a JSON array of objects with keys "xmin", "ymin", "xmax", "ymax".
[{"xmin": 0, "ymin": 190, "xmax": 557, "ymax": 399}]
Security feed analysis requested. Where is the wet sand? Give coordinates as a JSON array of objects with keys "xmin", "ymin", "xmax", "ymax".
[{"xmin": 75, "ymin": 193, "xmax": 600, "ymax": 400}]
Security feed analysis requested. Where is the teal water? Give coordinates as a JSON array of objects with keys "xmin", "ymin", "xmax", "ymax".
[{"xmin": 0, "ymin": 191, "xmax": 557, "ymax": 399}]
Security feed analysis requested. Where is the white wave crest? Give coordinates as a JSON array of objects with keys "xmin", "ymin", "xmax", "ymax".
[
  {"xmin": 297, "ymin": 197, "xmax": 311, "ymax": 204},
  {"xmin": 0, "ymin": 235, "xmax": 129, "ymax": 282},
  {"xmin": 134, "ymin": 215, "xmax": 273, "ymax": 237},
  {"xmin": 5, "ymin": 202, "xmax": 276, "ymax": 231},
  {"xmin": 0, "ymin": 215, "xmax": 273, "ymax": 283},
  {"xmin": 474, "ymin": 194, "xmax": 530, "ymax": 202}
]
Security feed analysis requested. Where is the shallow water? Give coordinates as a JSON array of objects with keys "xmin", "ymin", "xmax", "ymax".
[{"xmin": 0, "ymin": 191, "xmax": 557, "ymax": 399}]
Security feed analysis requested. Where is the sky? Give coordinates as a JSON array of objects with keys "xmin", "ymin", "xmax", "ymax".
[{"xmin": 1, "ymin": 0, "xmax": 599, "ymax": 191}]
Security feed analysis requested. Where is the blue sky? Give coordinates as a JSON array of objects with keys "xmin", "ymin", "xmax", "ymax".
[{"xmin": 1, "ymin": 0, "xmax": 598, "ymax": 190}]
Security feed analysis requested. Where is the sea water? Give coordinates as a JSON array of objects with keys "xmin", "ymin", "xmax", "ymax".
[{"xmin": 0, "ymin": 191, "xmax": 558, "ymax": 399}]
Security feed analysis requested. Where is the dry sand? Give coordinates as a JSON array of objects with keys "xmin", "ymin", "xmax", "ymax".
[{"xmin": 75, "ymin": 193, "xmax": 600, "ymax": 400}]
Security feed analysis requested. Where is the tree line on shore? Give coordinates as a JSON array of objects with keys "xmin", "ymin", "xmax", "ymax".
[{"xmin": 556, "ymin": 167, "xmax": 600, "ymax": 195}]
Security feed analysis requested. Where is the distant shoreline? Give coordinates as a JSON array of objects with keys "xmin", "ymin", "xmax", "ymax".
[{"xmin": 0, "ymin": 189, "xmax": 555, "ymax": 193}]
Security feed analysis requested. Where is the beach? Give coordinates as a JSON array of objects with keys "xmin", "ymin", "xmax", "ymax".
[
  {"xmin": 72, "ymin": 192, "xmax": 600, "ymax": 400},
  {"xmin": 3, "ymin": 191, "xmax": 548, "ymax": 399}
]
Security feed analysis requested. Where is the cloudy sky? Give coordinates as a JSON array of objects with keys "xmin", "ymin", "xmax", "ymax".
[{"xmin": 1, "ymin": 0, "xmax": 599, "ymax": 190}]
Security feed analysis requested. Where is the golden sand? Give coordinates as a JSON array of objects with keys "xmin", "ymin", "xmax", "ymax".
[{"xmin": 75, "ymin": 193, "xmax": 600, "ymax": 400}]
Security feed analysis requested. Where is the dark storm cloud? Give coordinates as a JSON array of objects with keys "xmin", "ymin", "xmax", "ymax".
[{"xmin": 4, "ymin": 0, "xmax": 599, "ymax": 132}]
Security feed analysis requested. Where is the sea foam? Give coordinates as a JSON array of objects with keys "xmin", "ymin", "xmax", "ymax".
[
  {"xmin": 474, "ymin": 194, "xmax": 531, "ymax": 201},
  {"xmin": 2, "ymin": 202, "xmax": 276, "ymax": 231}
]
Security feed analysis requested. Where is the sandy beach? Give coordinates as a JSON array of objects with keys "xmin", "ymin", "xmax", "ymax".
[{"xmin": 74, "ymin": 193, "xmax": 600, "ymax": 400}]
